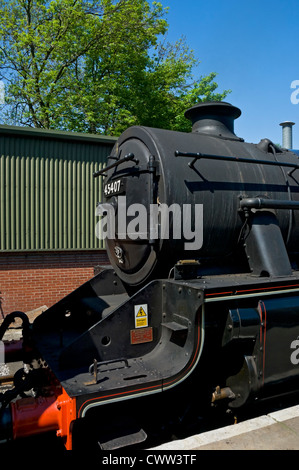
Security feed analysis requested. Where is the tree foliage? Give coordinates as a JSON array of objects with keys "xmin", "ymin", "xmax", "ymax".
[{"xmin": 0, "ymin": 0, "xmax": 230, "ymax": 134}]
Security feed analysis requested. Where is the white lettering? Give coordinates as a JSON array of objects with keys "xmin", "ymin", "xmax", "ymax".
[
  {"xmin": 127, "ymin": 203, "xmax": 148, "ymax": 240},
  {"xmin": 0, "ymin": 340, "xmax": 4, "ymax": 364},
  {"xmin": 290, "ymin": 339, "xmax": 299, "ymax": 365},
  {"xmin": 183, "ymin": 204, "xmax": 203, "ymax": 250},
  {"xmin": 95, "ymin": 196, "xmax": 203, "ymax": 251},
  {"xmin": 102, "ymin": 455, "xmax": 137, "ymax": 467},
  {"xmin": 290, "ymin": 80, "xmax": 299, "ymax": 104},
  {"xmin": 146, "ymin": 454, "xmax": 197, "ymax": 464},
  {"xmin": 95, "ymin": 203, "xmax": 115, "ymax": 240}
]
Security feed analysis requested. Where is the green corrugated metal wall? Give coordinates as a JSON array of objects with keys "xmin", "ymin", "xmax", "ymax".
[{"xmin": 0, "ymin": 126, "xmax": 116, "ymax": 251}]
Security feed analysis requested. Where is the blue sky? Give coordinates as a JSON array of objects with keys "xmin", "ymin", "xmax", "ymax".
[{"xmin": 160, "ymin": 0, "xmax": 299, "ymax": 148}]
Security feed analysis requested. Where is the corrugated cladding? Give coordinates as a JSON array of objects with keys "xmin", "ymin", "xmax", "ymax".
[{"xmin": 0, "ymin": 125, "xmax": 116, "ymax": 251}]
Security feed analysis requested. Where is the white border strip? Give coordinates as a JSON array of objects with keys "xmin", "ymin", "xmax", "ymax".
[
  {"xmin": 205, "ymin": 287, "xmax": 299, "ymax": 303},
  {"xmin": 151, "ymin": 405, "xmax": 299, "ymax": 450}
]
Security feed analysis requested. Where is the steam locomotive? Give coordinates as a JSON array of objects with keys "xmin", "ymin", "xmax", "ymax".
[{"xmin": 2, "ymin": 101, "xmax": 299, "ymax": 451}]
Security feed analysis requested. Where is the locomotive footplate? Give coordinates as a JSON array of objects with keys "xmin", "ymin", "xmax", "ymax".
[
  {"xmin": 31, "ymin": 273, "xmax": 204, "ymax": 417},
  {"xmin": 30, "ymin": 269, "xmax": 299, "ymax": 415},
  {"xmin": 21, "ymin": 268, "xmax": 299, "ymax": 406}
]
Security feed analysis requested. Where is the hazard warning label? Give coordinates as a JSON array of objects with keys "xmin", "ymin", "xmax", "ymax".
[{"xmin": 134, "ymin": 304, "xmax": 148, "ymax": 328}]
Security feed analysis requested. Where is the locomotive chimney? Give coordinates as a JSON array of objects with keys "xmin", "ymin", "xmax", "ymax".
[
  {"xmin": 279, "ymin": 121, "xmax": 295, "ymax": 149},
  {"xmin": 184, "ymin": 101, "xmax": 242, "ymax": 140}
]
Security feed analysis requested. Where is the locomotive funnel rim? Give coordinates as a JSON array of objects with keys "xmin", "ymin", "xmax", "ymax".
[{"xmin": 184, "ymin": 101, "xmax": 242, "ymax": 139}]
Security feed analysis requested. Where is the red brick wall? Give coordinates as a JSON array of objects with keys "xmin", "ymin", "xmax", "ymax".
[{"xmin": 0, "ymin": 251, "xmax": 110, "ymax": 315}]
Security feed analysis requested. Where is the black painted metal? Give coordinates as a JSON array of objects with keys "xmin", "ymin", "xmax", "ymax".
[
  {"xmin": 5, "ymin": 102, "xmax": 299, "ymax": 449},
  {"xmin": 30, "ymin": 269, "xmax": 299, "ymax": 417},
  {"xmin": 243, "ymin": 211, "xmax": 293, "ymax": 277},
  {"xmin": 31, "ymin": 274, "xmax": 204, "ymax": 417},
  {"xmin": 103, "ymin": 102, "xmax": 299, "ymax": 286},
  {"xmin": 93, "ymin": 152, "xmax": 138, "ymax": 178},
  {"xmin": 175, "ymin": 150, "xmax": 299, "ymax": 170},
  {"xmin": 240, "ymin": 197, "xmax": 299, "ymax": 210}
]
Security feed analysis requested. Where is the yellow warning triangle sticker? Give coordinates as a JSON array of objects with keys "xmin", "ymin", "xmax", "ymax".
[{"xmin": 136, "ymin": 307, "xmax": 147, "ymax": 317}]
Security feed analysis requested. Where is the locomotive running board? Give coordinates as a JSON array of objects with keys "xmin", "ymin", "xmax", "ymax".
[{"xmin": 32, "ymin": 273, "xmax": 204, "ymax": 416}]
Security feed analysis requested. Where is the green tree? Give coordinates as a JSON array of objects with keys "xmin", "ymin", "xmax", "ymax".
[{"xmin": 0, "ymin": 0, "xmax": 230, "ymax": 134}]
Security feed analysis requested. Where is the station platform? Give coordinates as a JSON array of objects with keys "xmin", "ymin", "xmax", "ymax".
[{"xmin": 152, "ymin": 405, "xmax": 299, "ymax": 450}]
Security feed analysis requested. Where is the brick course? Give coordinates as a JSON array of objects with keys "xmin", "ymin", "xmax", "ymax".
[{"xmin": 0, "ymin": 251, "xmax": 110, "ymax": 315}]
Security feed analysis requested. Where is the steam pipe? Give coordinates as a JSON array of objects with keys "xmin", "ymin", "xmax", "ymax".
[
  {"xmin": 240, "ymin": 197, "xmax": 299, "ymax": 211},
  {"xmin": 280, "ymin": 121, "xmax": 295, "ymax": 149}
]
